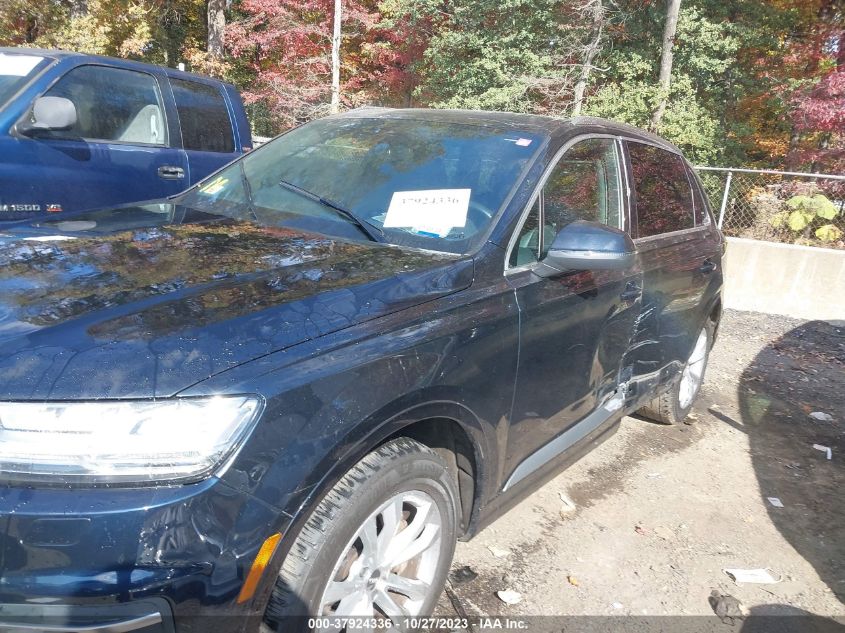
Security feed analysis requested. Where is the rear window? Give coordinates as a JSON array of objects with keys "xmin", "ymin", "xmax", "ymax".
[
  {"xmin": 628, "ymin": 142, "xmax": 694, "ymax": 238},
  {"xmin": 171, "ymin": 78, "xmax": 234, "ymax": 153}
]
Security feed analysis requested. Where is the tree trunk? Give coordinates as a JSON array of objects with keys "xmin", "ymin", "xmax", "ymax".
[
  {"xmin": 207, "ymin": 0, "xmax": 226, "ymax": 59},
  {"xmin": 25, "ymin": 16, "xmax": 38, "ymax": 43},
  {"xmin": 571, "ymin": 0, "xmax": 605, "ymax": 117},
  {"xmin": 330, "ymin": 0, "xmax": 342, "ymax": 114},
  {"xmin": 651, "ymin": 0, "xmax": 682, "ymax": 129}
]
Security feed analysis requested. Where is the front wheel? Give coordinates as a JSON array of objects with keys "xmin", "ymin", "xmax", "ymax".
[
  {"xmin": 264, "ymin": 438, "xmax": 459, "ymax": 629},
  {"xmin": 638, "ymin": 322, "xmax": 713, "ymax": 425}
]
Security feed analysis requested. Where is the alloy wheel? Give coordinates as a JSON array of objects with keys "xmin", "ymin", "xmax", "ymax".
[{"xmin": 317, "ymin": 490, "xmax": 442, "ymax": 620}]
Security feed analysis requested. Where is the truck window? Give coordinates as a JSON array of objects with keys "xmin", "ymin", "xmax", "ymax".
[
  {"xmin": 171, "ymin": 78, "xmax": 234, "ymax": 153},
  {"xmin": 628, "ymin": 142, "xmax": 694, "ymax": 237},
  {"xmin": 43, "ymin": 65, "xmax": 167, "ymax": 146}
]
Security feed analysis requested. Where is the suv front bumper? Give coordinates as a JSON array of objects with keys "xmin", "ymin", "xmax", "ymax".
[{"xmin": 0, "ymin": 477, "xmax": 287, "ymax": 633}]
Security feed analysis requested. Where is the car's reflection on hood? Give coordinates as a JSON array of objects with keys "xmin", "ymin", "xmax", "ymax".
[{"xmin": 0, "ymin": 203, "xmax": 472, "ymax": 399}]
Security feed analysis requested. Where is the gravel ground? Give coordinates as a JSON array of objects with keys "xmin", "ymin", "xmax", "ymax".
[{"xmin": 436, "ymin": 310, "xmax": 845, "ymax": 625}]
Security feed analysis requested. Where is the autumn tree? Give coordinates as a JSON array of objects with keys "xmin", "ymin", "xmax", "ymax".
[
  {"xmin": 1, "ymin": 0, "xmax": 839, "ymax": 172},
  {"xmin": 784, "ymin": 0, "xmax": 844, "ymax": 175}
]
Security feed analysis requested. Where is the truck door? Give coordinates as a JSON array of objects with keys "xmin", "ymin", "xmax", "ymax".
[
  {"xmin": 168, "ymin": 77, "xmax": 242, "ymax": 185},
  {"xmin": 5, "ymin": 64, "xmax": 188, "ymax": 214}
]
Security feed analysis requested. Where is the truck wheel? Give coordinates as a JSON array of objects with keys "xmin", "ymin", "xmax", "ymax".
[
  {"xmin": 639, "ymin": 322, "xmax": 713, "ymax": 425},
  {"xmin": 263, "ymin": 437, "xmax": 459, "ymax": 629}
]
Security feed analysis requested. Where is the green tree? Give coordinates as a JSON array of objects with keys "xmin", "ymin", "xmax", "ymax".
[
  {"xmin": 583, "ymin": 0, "xmax": 789, "ymax": 165},
  {"xmin": 383, "ymin": 0, "xmax": 598, "ymax": 114}
]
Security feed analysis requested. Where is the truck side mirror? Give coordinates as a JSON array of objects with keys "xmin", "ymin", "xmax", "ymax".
[{"xmin": 20, "ymin": 96, "xmax": 78, "ymax": 135}]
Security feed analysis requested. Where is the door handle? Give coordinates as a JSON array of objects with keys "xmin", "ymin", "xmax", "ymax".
[
  {"xmin": 699, "ymin": 259, "xmax": 716, "ymax": 274},
  {"xmin": 157, "ymin": 165, "xmax": 185, "ymax": 180},
  {"xmin": 620, "ymin": 281, "xmax": 642, "ymax": 302}
]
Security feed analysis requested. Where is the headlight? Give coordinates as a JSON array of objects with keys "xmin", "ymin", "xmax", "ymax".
[{"xmin": 0, "ymin": 395, "xmax": 262, "ymax": 485}]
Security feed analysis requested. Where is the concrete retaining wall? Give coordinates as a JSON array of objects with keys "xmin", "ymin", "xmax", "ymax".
[{"xmin": 723, "ymin": 236, "xmax": 845, "ymax": 322}]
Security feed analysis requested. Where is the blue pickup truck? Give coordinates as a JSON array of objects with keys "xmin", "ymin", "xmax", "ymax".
[{"xmin": 0, "ymin": 48, "xmax": 252, "ymax": 219}]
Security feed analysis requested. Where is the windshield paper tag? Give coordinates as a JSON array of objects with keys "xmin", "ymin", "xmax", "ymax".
[
  {"xmin": 199, "ymin": 176, "xmax": 228, "ymax": 195},
  {"xmin": 0, "ymin": 54, "xmax": 43, "ymax": 77},
  {"xmin": 384, "ymin": 189, "xmax": 471, "ymax": 238}
]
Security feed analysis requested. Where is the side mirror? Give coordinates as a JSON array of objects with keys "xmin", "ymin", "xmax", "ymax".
[
  {"xmin": 534, "ymin": 220, "xmax": 635, "ymax": 278},
  {"xmin": 20, "ymin": 96, "xmax": 78, "ymax": 135}
]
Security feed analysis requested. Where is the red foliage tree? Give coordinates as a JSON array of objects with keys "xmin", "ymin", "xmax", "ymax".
[
  {"xmin": 786, "ymin": 7, "xmax": 845, "ymax": 175},
  {"xmin": 226, "ymin": 0, "xmax": 376, "ymax": 127},
  {"xmin": 225, "ymin": 0, "xmax": 428, "ymax": 130}
]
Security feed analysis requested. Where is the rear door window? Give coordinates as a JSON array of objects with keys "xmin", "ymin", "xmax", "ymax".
[
  {"xmin": 43, "ymin": 65, "xmax": 167, "ymax": 145},
  {"xmin": 688, "ymin": 169, "xmax": 711, "ymax": 226},
  {"xmin": 627, "ymin": 142, "xmax": 694, "ymax": 237},
  {"xmin": 171, "ymin": 78, "xmax": 234, "ymax": 153}
]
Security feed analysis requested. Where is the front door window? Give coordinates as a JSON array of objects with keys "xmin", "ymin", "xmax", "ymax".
[
  {"xmin": 43, "ymin": 65, "xmax": 167, "ymax": 146},
  {"xmin": 509, "ymin": 137, "xmax": 623, "ymax": 267}
]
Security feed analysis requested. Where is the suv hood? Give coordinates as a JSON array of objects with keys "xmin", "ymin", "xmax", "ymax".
[{"xmin": 0, "ymin": 208, "xmax": 472, "ymax": 399}]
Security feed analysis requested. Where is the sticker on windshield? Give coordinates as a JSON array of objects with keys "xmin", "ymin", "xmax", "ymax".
[
  {"xmin": 505, "ymin": 137, "xmax": 533, "ymax": 147},
  {"xmin": 384, "ymin": 189, "xmax": 471, "ymax": 238},
  {"xmin": 0, "ymin": 54, "xmax": 43, "ymax": 77},
  {"xmin": 199, "ymin": 176, "xmax": 229, "ymax": 195}
]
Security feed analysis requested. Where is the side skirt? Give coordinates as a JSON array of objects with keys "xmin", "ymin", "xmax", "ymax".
[
  {"xmin": 464, "ymin": 412, "xmax": 622, "ymax": 539},
  {"xmin": 502, "ymin": 392, "xmax": 624, "ymax": 492}
]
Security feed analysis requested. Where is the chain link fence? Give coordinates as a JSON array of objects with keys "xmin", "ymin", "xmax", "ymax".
[{"xmin": 695, "ymin": 167, "xmax": 845, "ymax": 249}]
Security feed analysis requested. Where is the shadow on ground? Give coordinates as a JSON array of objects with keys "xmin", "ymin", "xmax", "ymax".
[
  {"xmin": 724, "ymin": 319, "xmax": 845, "ymax": 604},
  {"xmin": 740, "ymin": 605, "xmax": 845, "ymax": 633}
]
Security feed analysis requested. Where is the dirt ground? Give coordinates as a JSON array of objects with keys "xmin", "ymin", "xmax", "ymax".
[{"xmin": 436, "ymin": 310, "xmax": 845, "ymax": 625}]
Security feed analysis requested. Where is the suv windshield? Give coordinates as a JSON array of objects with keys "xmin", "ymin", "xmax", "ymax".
[
  {"xmin": 177, "ymin": 116, "xmax": 543, "ymax": 253},
  {"xmin": 0, "ymin": 52, "xmax": 48, "ymax": 107}
]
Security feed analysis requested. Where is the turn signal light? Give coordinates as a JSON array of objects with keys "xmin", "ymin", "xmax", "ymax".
[{"xmin": 237, "ymin": 532, "xmax": 282, "ymax": 603}]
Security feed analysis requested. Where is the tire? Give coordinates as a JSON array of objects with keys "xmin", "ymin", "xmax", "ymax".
[
  {"xmin": 263, "ymin": 437, "xmax": 459, "ymax": 629},
  {"xmin": 638, "ymin": 321, "xmax": 714, "ymax": 425}
]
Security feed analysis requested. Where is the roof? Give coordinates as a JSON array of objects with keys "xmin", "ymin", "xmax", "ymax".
[
  {"xmin": 0, "ymin": 47, "xmax": 78, "ymax": 59},
  {"xmin": 337, "ymin": 107, "xmax": 683, "ymax": 154},
  {"xmin": 338, "ymin": 106, "xmax": 565, "ymax": 134},
  {"xmin": 0, "ymin": 47, "xmax": 230, "ymax": 86}
]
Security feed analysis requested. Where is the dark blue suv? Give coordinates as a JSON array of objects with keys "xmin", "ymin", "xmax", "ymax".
[
  {"xmin": 0, "ymin": 48, "xmax": 252, "ymax": 220},
  {"xmin": 0, "ymin": 109, "xmax": 723, "ymax": 632}
]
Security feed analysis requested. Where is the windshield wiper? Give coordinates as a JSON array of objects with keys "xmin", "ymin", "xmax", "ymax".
[
  {"xmin": 240, "ymin": 163, "xmax": 259, "ymax": 223},
  {"xmin": 278, "ymin": 179, "xmax": 384, "ymax": 242}
]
